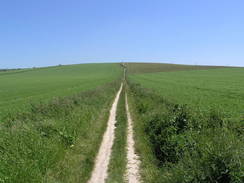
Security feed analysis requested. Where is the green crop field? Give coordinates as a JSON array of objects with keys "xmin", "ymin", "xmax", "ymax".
[
  {"xmin": 0, "ymin": 63, "xmax": 123, "ymax": 183},
  {"xmin": 126, "ymin": 63, "xmax": 244, "ymax": 183},
  {"xmin": 126, "ymin": 62, "xmax": 226, "ymax": 74},
  {"xmin": 0, "ymin": 63, "xmax": 122, "ymax": 120},
  {"xmin": 128, "ymin": 67, "xmax": 244, "ymax": 119},
  {"xmin": 0, "ymin": 62, "xmax": 243, "ymax": 183}
]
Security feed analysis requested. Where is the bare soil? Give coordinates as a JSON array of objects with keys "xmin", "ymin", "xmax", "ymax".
[
  {"xmin": 125, "ymin": 94, "xmax": 141, "ymax": 183},
  {"xmin": 88, "ymin": 84, "xmax": 123, "ymax": 183}
]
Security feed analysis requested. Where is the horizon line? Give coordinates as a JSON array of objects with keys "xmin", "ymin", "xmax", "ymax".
[{"xmin": 0, "ymin": 61, "xmax": 243, "ymax": 70}]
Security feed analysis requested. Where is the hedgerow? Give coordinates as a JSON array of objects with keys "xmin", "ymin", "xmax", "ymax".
[{"xmin": 128, "ymin": 82, "xmax": 244, "ymax": 183}]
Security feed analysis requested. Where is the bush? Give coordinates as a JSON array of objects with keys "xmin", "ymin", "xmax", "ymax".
[
  {"xmin": 129, "ymin": 82, "xmax": 244, "ymax": 183},
  {"xmin": 164, "ymin": 128, "xmax": 244, "ymax": 183}
]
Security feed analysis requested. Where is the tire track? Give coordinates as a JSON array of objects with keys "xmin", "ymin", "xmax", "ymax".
[
  {"xmin": 88, "ymin": 84, "xmax": 123, "ymax": 183},
  {"xmin": 125, "ymin": 94, "xmax": 141, "ymax": 183}
]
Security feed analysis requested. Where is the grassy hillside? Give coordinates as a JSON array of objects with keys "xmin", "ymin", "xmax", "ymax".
[
  {"xmin": 0, "ymin": 63, "xmax": 122, "ymax": 120},
  {"xmin": 128, "ymin": 67, "xmax": 244, "ymax": 119},
  {"xmin": 126, "ymin": 63, "xmax": 244, "ymax": 183},
  {"xmin": 0, "ymin": 63, "xmax": 123, "ymax": 182},
  {"xmin": 126, "ymin": 62, "xmax": 226, "ymax": 74}
]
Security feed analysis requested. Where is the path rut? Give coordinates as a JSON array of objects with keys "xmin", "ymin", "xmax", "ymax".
[
  {"xmin": 88, "ymin": 84, "xmax": 123, "ymax": 183},
  {"xmin": 125, "ymin": 94, "xmax": 141, "ymax": 183}
]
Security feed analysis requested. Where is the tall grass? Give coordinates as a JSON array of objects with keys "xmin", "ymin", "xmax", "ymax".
[
  {"xmin": 0, "ymin": 80, "xmax": 121, "ymax": 183},
  {"xmin": 128, "ymin": 82, "xmax": 244, "ymax": 183}
]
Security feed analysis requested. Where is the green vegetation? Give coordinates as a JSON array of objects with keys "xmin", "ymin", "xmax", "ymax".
[
  {"xmin": 1, "ymin": 62, "xmax": 243, "ymax": 182},
  {"xmin": 0, "ymin": 63, "xmax": 123, "ymax": 182},
  {"xmin": 0, "ymin": 63, "xmax": 122, "ymax": 120},
  {"xmin": 126, "ymin": 63, "xmax": 244, "ymax": 183},
  {"xmin": 129, "ymin": 67, "xmax": 244, "ymax": 119},
  {"xmin": 106, "ymin": 86, "xmax": 127, "ymax": 183},
  {"xmin": 126, "ymin": 62, "xmax": 226, "ymax": 74},
  {"xmin": 127, "ymin": 88, "xmax": 162, "ymax": 182}
]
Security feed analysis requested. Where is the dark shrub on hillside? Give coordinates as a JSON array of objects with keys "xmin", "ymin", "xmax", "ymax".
[
  {"xmin": 164, "ymin": 128, "xmax": 244, "ymax": 183},
  {"xmin": 172, "ymin": 104, "xmax": 190, "ymax": 133},
  {"xmin": 144, "ymin": 104, "xmax": 190, "ymax": 164},
  {"xmin": 145, "ymin": 113, "xmax": 178, "ymax": 163},
  {"xmin": 129, "ymin": 82, "xmax": 244, "ymax": 183}
]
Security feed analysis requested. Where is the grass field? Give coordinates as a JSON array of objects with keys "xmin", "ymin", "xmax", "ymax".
[
  {"xmin": 128, "ymin": 67, "xmax": 244, "ymax": 119},
  {"xmin": 0, "ymin": 63, "xmax": 122, "ymax": 120},
  {"xmin": 127, "ymin": 63, "xmax": 244, "ymax": 183},
  {"xmin": 1, "ymin": 62, "xmax": 243, "ymax": 183},
  {"xmin": 126, "ymin": 62, "xmax": 226, "ymax": 74},
  {"xmin": 0, "ymin": 63, "xmax": 123, "ymax": 182}
]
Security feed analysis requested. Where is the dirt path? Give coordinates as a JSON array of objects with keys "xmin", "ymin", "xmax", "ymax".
[
  {"xmin": 125, "ymin": 94, "xmax": 141, "ymax": 183},
  {"xmin": 88, "ymin": 84, "xmax": 123, "ymax": 183}
]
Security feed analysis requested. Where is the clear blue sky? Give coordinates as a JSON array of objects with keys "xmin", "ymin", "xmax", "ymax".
[{"xmin": 1, "ymin": 0, "xmax": 244, "ymax": 68}]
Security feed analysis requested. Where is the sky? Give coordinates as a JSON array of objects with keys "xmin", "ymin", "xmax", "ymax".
[{"xmin": 0, "ymin": 0, "xmax": 244, "ymax": 68}]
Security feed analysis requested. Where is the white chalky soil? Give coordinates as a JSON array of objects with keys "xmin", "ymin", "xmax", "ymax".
[
  {"xmin": 125, "ymin": 94, "xmax": 141, "ymax": 183},
  {"xmin": 88, "ymin": 84, "xmax": 123, "ymax": 183}
]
